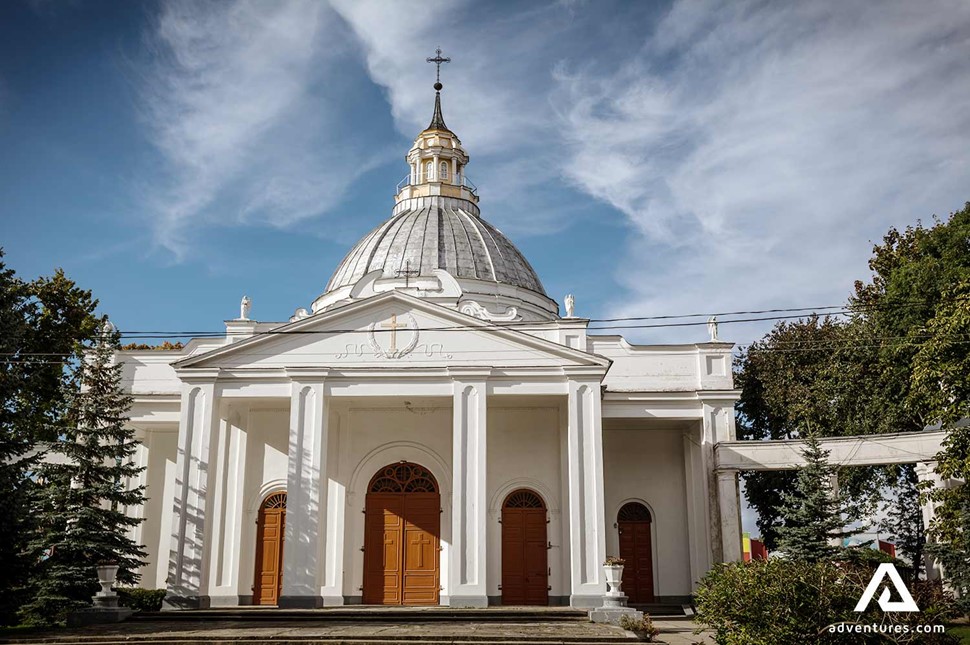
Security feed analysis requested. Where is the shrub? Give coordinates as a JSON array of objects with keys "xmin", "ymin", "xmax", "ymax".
[
  {"xmin": 694, "ymin": 559, "xmax": 957, "ymax": 645},
  {"xmin": 116, "ymin": 588, "xmax": 166, "ymax": 613},
  {"xmin": 619, "ymin": 614, "xmax": 660, "ymax": 642}
]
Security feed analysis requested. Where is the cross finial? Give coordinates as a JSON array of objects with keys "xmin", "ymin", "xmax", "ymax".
[{"xmin": 426, "ymin": 47, "xmax": 451, "ymax": 89}]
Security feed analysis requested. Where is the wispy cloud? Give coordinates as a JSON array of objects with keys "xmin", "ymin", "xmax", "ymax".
[
  {"xmin": 138, "ymin": 0, "xmax": 378, "ymax": 259},
  {"xmin": 554, "ymin": 0, "xmax": 970, "ymax": 342}
]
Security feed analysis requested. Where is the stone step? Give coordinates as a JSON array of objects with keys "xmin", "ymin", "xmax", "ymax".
[
  {"xmin": 132, "ymin": 608, "xmax": 590, "ymax": 623},
  {"xmin": 1, "ymin": 640, "xmax": 634, "ymax": 645}
]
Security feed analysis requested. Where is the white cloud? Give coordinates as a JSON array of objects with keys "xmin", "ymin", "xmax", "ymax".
[
  {"xmin": 554, "ymin": 0, "xmax": 970, "ymax": 343},
  {"xmin": 139, "ymin": 0, "xmax": 379, "ymax": 259}
]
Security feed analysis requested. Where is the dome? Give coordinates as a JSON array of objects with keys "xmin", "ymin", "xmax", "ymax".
[{"xmin": 325, "ymin": 198, "xmax": 546, "ymax": 295}]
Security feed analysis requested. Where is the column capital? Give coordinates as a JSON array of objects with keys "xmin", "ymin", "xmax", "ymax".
[
  {"xmin": 285, "ymin": 367, "xmax": 330, "ymax": 382},
  {"xmin": 563, "ymin": 365, "xmax": 608, "ymax": 382},
  {"xmin": 447, "ymin": 366, "xmax": 492, "ymax": 381},
  {"xmin": 175, "ymin": 367, "xmax": 222, "ymax": 383}
]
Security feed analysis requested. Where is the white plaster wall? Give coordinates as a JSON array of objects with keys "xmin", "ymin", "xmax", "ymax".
[
  {"xmin": 603, "ymin": 427, "xmax": 693, "ymax": 598},
  {"xmin": 138, "ymin": 428, "xmax": 178, "ymax": 589},
  {"xmin": 486, "ymin": 404, "xmax": 565, "ymax": 601},
  {"xmin": 333, "ymin": 401, "xmax": 453, "ymax": 602}
]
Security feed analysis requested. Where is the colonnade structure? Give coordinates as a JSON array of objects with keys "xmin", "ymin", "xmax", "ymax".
[{"xmin": 714, "ymin": 430, "xmax": 950, "ymax": 577}]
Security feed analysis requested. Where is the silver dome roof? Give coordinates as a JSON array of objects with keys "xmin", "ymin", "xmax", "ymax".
[{"xmin": 325, "ymin": 199, "xmax": 546, "ymax": 296}]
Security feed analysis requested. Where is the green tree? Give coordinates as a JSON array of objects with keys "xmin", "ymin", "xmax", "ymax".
[
  {"xmin": 0, "ymin": 251, "xmax": 99, "ymax": 625},
  {"xmin": 736, "ymin": 317, "xmax": 889, "ymax": 548},
  {"xmin": 21, "ymin": 320, "xmax": 146, "ymax": 626},
  {"xmin": 879, "ymin": 464, "xmax": 925, "ymax": 577},
  {"xmin": 775, "ymin": 433, "xmax": 854, "ymax": 561}
]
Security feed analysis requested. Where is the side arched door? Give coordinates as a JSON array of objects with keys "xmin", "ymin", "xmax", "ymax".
[
  {"xmin": 253, "ymin": 492, "xmax": 286, "ymax": 605},
  {"xmin": 501, "ymin": 489, "xmax": 548, "ymax": 605},
  {"xmin": 617, "ymin": 502, "xmax": 654, "ymax": 604}
]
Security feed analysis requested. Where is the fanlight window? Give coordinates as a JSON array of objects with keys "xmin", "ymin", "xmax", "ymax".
[
  {"xmin": 503, "ymin": 489, "xmax": 545, "ymax": 509},
  {"xmin": 618, "ymin": 502, "xmax": 651, "ymax": 522},
  {"xmin": 369, "ymin": 462, "xmax": 438, "ymax": 493},
  {"xmin": 262, "ymin": 492, "xmax": 287, "ymax": 509}
]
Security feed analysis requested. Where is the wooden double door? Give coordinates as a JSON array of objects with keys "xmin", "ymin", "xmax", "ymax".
[
  {"xmin": 363, "ymin": 463, "xmax": 440, "ymax": 605},
  {"xmin": 253, "ymin": 492, "xmax": 286, "ymax": 605},
  {"xmin": 501, "ymin": 489, "xmax": 549, "ymax": 605},
  {"xmin": 617, "ymin": 502, "xmax": 655, "ymax": 604}
]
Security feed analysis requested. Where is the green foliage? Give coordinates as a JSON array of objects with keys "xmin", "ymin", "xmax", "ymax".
[
  {"xmin": 694, "ymin": 559, "xmax": 958, "ymax": 645},
  {"xmin": 0, "ymin": 250, "xmax": 99, "ymax": 626},
  {"xmin": 618, "ymin": 614, "xmax": 660, "ymax": 641},
  {"xmin": 20, "ymin": 321, "xmax": 147, "ymax": 626},
  {"xmin": 116, "ymin": 588, "xmax": 166, "ymax": 613},
  {"xmin": 736, "ymin": 317, "xmax": 898, "ymax": 548},
  {"xmin": 775, "ymin": 434, "xmax": 855, "ymax": 562},
  {"xmin": 927, "ymin": 485, "xmax": 970, "ymax": 617}
]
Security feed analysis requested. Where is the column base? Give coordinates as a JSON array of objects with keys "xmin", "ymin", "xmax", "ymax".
[
  {"xmin": 569, "ymin": 594, "xmax": 604, "ymax": 609},
  {"xmin": 448, "ymin": 594, "xmax": 489, "ymax": 608},
  {"xmin": 278, "ymin": 595, "xmax": 323, "ymax": 608},
  {"xmin": 162, "ymin": 594, "xmax": 208, "ymax": 610}
]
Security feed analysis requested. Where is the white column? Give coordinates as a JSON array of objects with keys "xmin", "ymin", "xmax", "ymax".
[
  {"xmin": 702, "ymin": 402, "xmax": 734, "ymax": 564},
  {"xmin": 916, "ymin": 461, "xmax": 943, "ymax": 581},
  {"xmin": 281, "ymin": 372, "xmax": 332, "ymax": 607},
  {"xmin": 566, "ymin": 378, "xmax": 607, "ymax": 608},
  {"xmin": 167, "ymin": 377, "xmax": 220, "ymax": 608},
  {"xmin": 450, "ymin": 371, "xmax": 488, "ymax": 607},
  {"xmin": 432, "ymin": 154, "xmax": 440, "ymax": 181},
  {"xmin": 716, "ymin": 470, "xmax": 743, "ymax": 562}
]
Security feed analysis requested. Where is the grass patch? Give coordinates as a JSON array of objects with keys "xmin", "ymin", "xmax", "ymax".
[{"xmin": 949, "ymin": 625, "xmax": 970, "ymax": 644}]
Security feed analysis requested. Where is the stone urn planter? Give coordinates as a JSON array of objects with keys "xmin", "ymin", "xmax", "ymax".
[
  {"xmin": 602, "ymin": 557, "xmax": 625, "ymax": 597},
  {"xmin": 95, "ymin": 564, "xmax": 119, "ymax": 602}
]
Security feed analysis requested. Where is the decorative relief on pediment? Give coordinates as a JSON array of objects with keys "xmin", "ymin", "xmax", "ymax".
[
  {"xmin": 367, "ymin": 312, "xmax": 419, "ymax": 359},
  {"xmin": 459, "ymin": 300, "xmax": 521, "ymax": 322}
]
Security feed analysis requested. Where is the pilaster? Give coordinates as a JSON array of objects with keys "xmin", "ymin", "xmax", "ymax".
[
  {"xmin": 166, "ymin": 372, "xmax": 220, "ymax": 608},
  {"xmin": 280, "ymin": 369, "xmax": 333, "ymax": 607},
  {"xmin": 565, "ymin": 376, "xmax": 607, "ymax": 608},
  {"xmin": 449, "ymin": 368, "xmax": 489, "ymax": 607}
]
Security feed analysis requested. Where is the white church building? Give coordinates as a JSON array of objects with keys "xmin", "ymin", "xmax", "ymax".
[{"xmin": 117, "ymin": 78, "xmax": 744, "ymax": 610}]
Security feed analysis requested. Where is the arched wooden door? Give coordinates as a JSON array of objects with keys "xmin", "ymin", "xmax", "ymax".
[
  {"xmin": 363, "ymin": 462, "xmax": 440, "ymax": 605},
  {"xmin": 617, "ymin": 502, "xmax": 654, "ymax": 604},
  {"xmin": 501, "ymin": 489, "xmax": 548, "ymax": 605},
  {"xmin": 253, "ymin": 492, "xmax": 286, "ymax": 605}
]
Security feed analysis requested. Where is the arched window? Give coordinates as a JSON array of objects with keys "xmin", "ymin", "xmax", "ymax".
[
  {"xmin": 368, "ymin": 462, "xmax": 438, "ymax": 493},
  {"xmin": 439, "ymin": 161, "xmax": 449, "ymax": 181},
  {"xmin": 425, "ymin": 161, "xmax": 433, "ymax": 182}
]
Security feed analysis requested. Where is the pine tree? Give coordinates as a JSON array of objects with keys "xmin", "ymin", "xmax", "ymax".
[
  {"xmin": 775, "ymin": 433, "xmax": 853, "ymax": 562},
  {"xmin": 879, "ymin": 465, "xmax": 925, "ymax": 577},
  {"xmin": 21, "ymin": 319, "xmax": 147, "ymax": 625}
]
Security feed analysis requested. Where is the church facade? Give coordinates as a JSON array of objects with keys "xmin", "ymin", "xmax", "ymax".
[{"xmin": 118, "ymin": 83, "xmax": 743, "ymax": 610}]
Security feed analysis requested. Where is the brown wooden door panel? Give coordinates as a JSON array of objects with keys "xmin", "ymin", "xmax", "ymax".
[
  {"xmin": 253, "ymin": 494, "xmax": 286, "ymax": 606},
  {"xmin": 501, "ymin": 494, "xmax": 548, "ymax": 606},
  {"xmin": 618, "ymin": 520, "xmax": 654, "ymax": 604},
  {"xmin": 363, "ymin": 485, "xmax": 440, "ymax": 605}
]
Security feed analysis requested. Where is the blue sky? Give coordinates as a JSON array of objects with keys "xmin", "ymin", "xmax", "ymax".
[{"xmin": 2, "ymin": 0, "xmax": 970, "ymax": 348}]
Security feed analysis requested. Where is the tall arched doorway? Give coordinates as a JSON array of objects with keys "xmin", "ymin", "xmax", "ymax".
[
  {"xmin": 617, "ymin": 502, "xmax": 654, "ymax": 604},
  {"xmin": 501, "ymin": 489, "xmax": 549, "ymax": 606},
  {"xmin": 253, "ymin": 491, "xmax": 286, "ymax": 605},
  {"xmin": 363, "ymin": 462, "xmax": 440, "ymax": 605}
]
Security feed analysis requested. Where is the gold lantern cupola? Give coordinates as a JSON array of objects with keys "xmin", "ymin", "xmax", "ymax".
[{"xmin": 395, "ymin": 48, "xmax": 478, "ymax": 205}]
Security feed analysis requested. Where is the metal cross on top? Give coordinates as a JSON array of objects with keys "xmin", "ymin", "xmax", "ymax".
[
  {"xmin": 426, "ymin": 47, "xmax": 451, "ymax": 85},
  {"xmin": 396, "ymin": 259, "xmax": 420, "ymax": 287}
]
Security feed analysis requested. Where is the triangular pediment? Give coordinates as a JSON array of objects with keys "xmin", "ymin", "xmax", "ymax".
[{"xmin": 175, "ymin": 292, "xmax": 609, "ymax": 370}]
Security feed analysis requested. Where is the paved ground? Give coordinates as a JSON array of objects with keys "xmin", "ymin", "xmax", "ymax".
[
  {"xmin": 0, "ymin": 617, "xmax": 716, "ymax": 645},
  {"xmin": 652, "ymin": 618, "xmax": 715, "ymax": 644}
]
